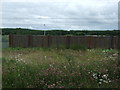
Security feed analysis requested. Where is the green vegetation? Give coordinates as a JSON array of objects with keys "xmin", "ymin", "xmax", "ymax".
[
  {"xmin": 1, "ymin": 28, "xmax": 120, "ymax": 36},
  {"xmin": 2, "ymin": 48, "xmax": 119, "ymax": 88}
]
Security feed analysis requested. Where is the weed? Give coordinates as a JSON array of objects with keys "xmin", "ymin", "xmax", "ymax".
[{"xmin": 2, "ymin": 48, "xmax": 119, "ymax": 88}]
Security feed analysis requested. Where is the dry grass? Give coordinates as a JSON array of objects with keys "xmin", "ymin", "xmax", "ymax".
[{"xmin": 3, "ymin": 48, "xmax": 118, "ymax": 65}]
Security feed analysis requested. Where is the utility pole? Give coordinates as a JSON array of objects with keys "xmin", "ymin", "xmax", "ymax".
[{"xmin": 44, "ymin": 24, "xmax": 46, "ymax": 36}]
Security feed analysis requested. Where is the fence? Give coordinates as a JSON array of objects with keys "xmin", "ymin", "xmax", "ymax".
[{"xmin": 9, "ymin": 35, "xmax": 120, "ymax": 49}]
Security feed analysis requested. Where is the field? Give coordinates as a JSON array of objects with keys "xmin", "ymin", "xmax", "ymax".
[{"xmin": 2, "ymin": 48, "xmax": 119, "ymax": 88}]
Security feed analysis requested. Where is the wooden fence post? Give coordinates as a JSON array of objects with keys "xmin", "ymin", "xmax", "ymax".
[
  {"xmin": 109, "ymin": 36, "xmax": 113, "ymax": 49},
  {"xmin": 89, "ymin": 36, "xmax": 93, "ymax": 49},
  {"xmin": 9, "ymin": 34, "xmax": 13, "ymax": 47},
  {"xmin": 66, "ymin": 36, "xmax": 71, "ymax": 49},
  {"xmin": 86, "ymin": 36, "xmax": 91, "ymax": 49},
  {"xmin": 118, "ymin": 36, "xmax": 120, "ymax": 50},
  {"xmin": 47, "ymin": 35, "xmax": 51, "ymax": 47},
  {"xmin": 28, "ymin": 35, "xmax": 33, "ymax": 47},
  {"xmin": 117, "ymin": 37, "xmax": 120, "ymax": 80}
]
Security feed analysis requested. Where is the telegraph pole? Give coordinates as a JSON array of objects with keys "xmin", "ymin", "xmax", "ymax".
[{"xmin": 44, "ymin": 24, "xmax": 46, "ymax": 36}]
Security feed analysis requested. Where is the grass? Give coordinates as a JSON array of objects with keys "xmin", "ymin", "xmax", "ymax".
[{"xmin": 2, "ymin": 48, "xmax": 120, "ymax": 88}]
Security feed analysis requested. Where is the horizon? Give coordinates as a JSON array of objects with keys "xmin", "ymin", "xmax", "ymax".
[{"xmin": 1, "ymin": 27, "xmax": 119, "ymax": 31}]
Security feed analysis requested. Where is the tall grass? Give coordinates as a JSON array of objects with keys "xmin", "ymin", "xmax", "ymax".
[{"xmin": 2, "ymin": 48, "xmax": 119, "ymax": 88}]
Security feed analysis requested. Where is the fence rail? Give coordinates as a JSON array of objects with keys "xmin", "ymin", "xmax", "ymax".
[{"xmin": 9, "ymin": 35, "xmax": 120, "ymax": 49}]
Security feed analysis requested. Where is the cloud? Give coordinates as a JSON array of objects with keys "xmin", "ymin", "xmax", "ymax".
[
  {"xmin": 1, "ymin": 0, "xmax": 118, "ymax": 30},
  {"xmin": 2, "ymin": 0, "xmax": 119, "ymax": 3}
]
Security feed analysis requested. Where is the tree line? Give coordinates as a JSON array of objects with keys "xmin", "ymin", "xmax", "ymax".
[{"xmin": 1, "ymin": 28, "xmax": 120, "ymax": 36}]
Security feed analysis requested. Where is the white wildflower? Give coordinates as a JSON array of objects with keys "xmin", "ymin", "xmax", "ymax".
[
  {"xmin": 18, "ymin": 74, "xmax": 20, "ymax": 77},
  {"xmin": 49, "ymin": 64, "xmax": 52, "ymax": 67},
  {"xmin": 99, "ymin": 82, "xmax": 102, "ymax": 84},
  {"xmin": 99, "ymin": 79, "xmax": 103, "ymax": 81},
  {"xmin": 108, "ymin": 80, "xmax": 111, "ymax": 82},
  {"xmin": 64, "ymin": 66, "xmax": 66, "ymax": 69},
  {"xmin": 44, "ymin": 56, "xmax": 47, "ymax": 59},
  {"xmin": 102, "ymin": 74, "xmax": 108, "ymax": 79}
]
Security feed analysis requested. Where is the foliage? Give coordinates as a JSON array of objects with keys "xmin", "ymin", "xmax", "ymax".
[{"xmin": 1, "ymin": 28, "xmax": 120, "ymax": 36}]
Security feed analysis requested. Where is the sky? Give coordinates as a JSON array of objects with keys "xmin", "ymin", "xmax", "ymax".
[{"xmin": 1, "ymin": 0, "xmax": 119, "ymax": 30}]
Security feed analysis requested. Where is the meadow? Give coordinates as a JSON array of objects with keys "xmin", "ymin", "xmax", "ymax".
[{"xmin": 2, "ymin": 47, "xmax": 119, "ymax": 88}]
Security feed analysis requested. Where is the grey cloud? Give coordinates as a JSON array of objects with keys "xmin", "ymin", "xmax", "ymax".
[{"xmin": 2, "ymin": 1, "xmax": 118, "ymax": 30}]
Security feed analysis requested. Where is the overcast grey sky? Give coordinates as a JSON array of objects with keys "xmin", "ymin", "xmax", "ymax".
[{"xmin": 1, "ymin": 0, "xmax": 119, "ymax": 30}]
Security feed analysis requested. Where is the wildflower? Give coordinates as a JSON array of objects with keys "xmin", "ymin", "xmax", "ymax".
[
  {"xmin": 64, "ymin": 66, "xmax": 66, "ymax": 69},
  {"xmin": 23, "ymin": 60, "xmax": 26, "ymax": 63},
  {"xmin": 49, "ymin": 64, "xmax": 53, "ymax": 67},
  {"xmin": 103, "ymin": 80, "xmax": 108, "ymax": 83},
  {"xmin": 53, "ymin": 84, "xmax": 55, "ymax": 86},
  {"xmin": 112, "ymin": 53, "xmax": 118, "ymax": 56},
  {"xmin": 116, "ymin": 66, "xmax": 120, "ymax": 69},
  {"xmin": 102, "ymin": 50, "xmax": 106, "ymax": 53},
  {"xmin": 99, "ymin": 79, "xmax": 103, "ymax": 81},
  {"xmin": 11, "ymin": 83, "xmax": 14, "ymax": 86},
  {"xmin": 88, "ymin": 72, "xmax": 91, "ymax": 74},
  {"xmin": 48, "ymin": 85, "xmax": 51, "ymax": 88},
  {"xmin": 99, "ymin": 82, "xmax": 102, "ymax": 84},
  {"xmin": 44, "ymin": 56, "xmax": 47, "ymax": 59},
  {"xmin": 20, "ymin": 58, "xmax": 23, "ymax": 61},
  {"xmin": 18, "ymin": 74, "xmax": 20, "ymax": 77},
  {"xmin": 102, "ymin": 74, "xmax": 108, "ymax": 79},
  {"xmin": 59, "ymin": 86, "xmax": 64, "ymax": 88},
  {"xmin": 106, "ymin": 69, "xmax": 108, "ymax": 72},
  {"xmin": 108, "ymin": 80, "xmax": 111, "ymax": 82},
  {"xmin": 92, "ymin": 73, "xmax": 97, "ymax": 77}
]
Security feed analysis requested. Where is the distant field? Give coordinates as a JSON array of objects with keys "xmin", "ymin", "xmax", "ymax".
[{"xmin": 2, "ymin": 48, "xmax": 119, "ymax": 88}]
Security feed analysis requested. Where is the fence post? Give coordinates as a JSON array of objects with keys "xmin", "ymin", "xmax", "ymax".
[
  {"xmin": 89, "ymin": 36, "xmax": 93, "ymax": 49},
  {"xmin": 9, "ymin": 34, "xmax": 13, "ymax": 47},
  {"xmin": 118, "ymin": 36, "xmax": 120, "ymax": 50},
  {"xmin": 47, "ymin": 35, "xmax": 50, "ymax": 47},
  {"xmin": 28, "ymin": 35, "xmax": 33, "ymax": 47},
  {"xmin": 109, "ymin": 36, "xmax": 113, "ymax": 49},
  {"xmin": 86, "ymin": 36, "xmax": 91, "ymax": 49},
  {"xmin": 117, "ymin": 36, "xmax": 120, "ymax": 80},
  {"xmin": 66, "ymin": 36, "xmax": 71, "ymax": 49}
]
